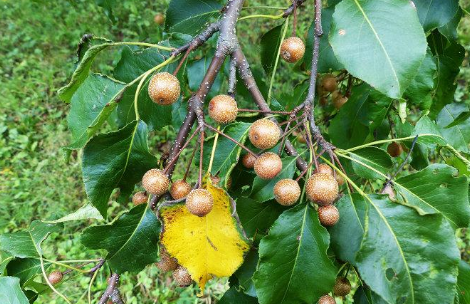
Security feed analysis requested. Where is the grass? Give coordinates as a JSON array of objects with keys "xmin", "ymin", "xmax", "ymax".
[{"xmin": 0, "ymin": 0, "xmax": 469, "ymax": 303}]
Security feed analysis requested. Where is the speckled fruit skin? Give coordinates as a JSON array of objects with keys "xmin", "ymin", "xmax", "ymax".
[
  {"xmin": 173, "ymin": 266, "xmax": 192, "ymax": 286},
  {"xmin": 318, "ymin": 294, "xmax": 336, "ymax": 304},
  {"xmin": 154, "ymin": 13, "xmax": 165, "ymax": 25},
  {"xmin": 333, "ymin": 277, "xmax": 351, "ymax": 296},
  {"xmin": 387, "ymin": 142, "xmax": 403, "ymax": 157},
  {"xmin": 321, "ymin": 75, "xmax": 337, "ymax": 92},
  {"xmin": 208, "ymin": 95, "xmax": 238, "ymax": 124},
  {"xmin": 242, "ymin": 153, "xmax": 257, "ymax": 169},
  {"xmin": 254, "ymin": 152, "xmax": 282, "ymax": 180},
  {"xmin": 132, "ymin": 191, "xmax": 148, "ymax": 206},
  {"xmin": 142, "ymin": 169, "xmax": 170, "ymax": 196},
  {"xmin": 249, "ymin": 119, "xmax": 281, "ymax": 150},
  {"xmin": 48, "ymin": 271, "xmax": 63, "ymax": 285},
  {"xmin": 318, "ymin": 205, "xmax": 340, "ymax": 226},
  {"xmin": 170, "ymin": 180, "xmax": 191, "ymax": 200},
  {"xmin": 280, "ymin": 37, "xmax": 305, "ymax": 63},
  {"xmin": 316, "ymin": 163, "xmax": 334, "ymax": 175},
  {"xmin": 156, "ymin": 252, "xmax": 178, "ymax": 272},
  {"xmin": 306, "ymin": 173, "xmax": 339, "ymax": 205},
  {"xmin": 274, "ymin": 179, "xmax": 301, "ymax": 206},
  {"xmin": 186, "ymin": 189, "xmax": 213, "ymax": 217},
  {"xmin": 148, "ymin": 72, "xmax": 180, "ymax": 105}
]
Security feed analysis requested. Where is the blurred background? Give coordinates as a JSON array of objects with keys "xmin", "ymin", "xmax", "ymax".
[{"xmin": 0, "ymin": 0, "xmax": 469, "ymax": 303}]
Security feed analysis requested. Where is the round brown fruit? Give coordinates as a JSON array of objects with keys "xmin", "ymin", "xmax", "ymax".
[
  {"xmin": 254, "ymin": 152, "xmax": 282, "ymax": 180},
  {"xmin": 335, "ymin": 174, "xmax": 345, "ymax": 186},
  {"xmin": 333, "ymin": 277, "xmax": 351, "ymax": 296},
  {"xmin": 208, "ymin": 95, "xmax": 238, "ymax": 124},
  {"xmin": 249, "ymin": 119, "xmax": 281, "ymax": 150},
  {"xmin": 306, "ymin": 173, "xmax": 339, "ymax": 205},
  {"xmin": 148, "ymin": 72, "xmax": 180, "ymax": 105},
  {"xmin": 154, "ymin": 13, "xmax": 165, "ymax": 25},
  {"xmin": 173, "ymin": 266, "xmax": 192, "ymax": 286},
  {"xmin": 142, "ymin": 169, "xmax": 170, "ymax": 196},
  {"xmin": 186, "ymin": 189, "xmax": 213, "ymax": 217},
  {"xmin": 48, "ymin": 271, "xmax": 63, "ymax": 285},
  {"xmin": 132, "ymin": 191, "xmax": 148, "ymax": 206},
  {"xmin": 318, "ymin": 294, "xmax": 336, "ymax": 304},
  {"xmin": 318, "ymin": 205, "xmax": 340, "ymax": 226},
  {"xmin": 316, "ymin": 163, "xmax": 334, "ymax": 175},
  {"xmin": 170, "ymin": 180, "xmax": 191, "ymax": 200},
  {"xmin": 280, "ymin": 37, "xmax": 305, "ymax": 63},
  {"xmin": 242, "ymin": 153, "xmax": 257, "ymax": 169},
  {"xmin": 156, "ymin": 251, "xmax": 178, "ymax": 272},
  {"xmin": 321, "ymin": 75, "xmax": 337, "ymax": 92},
  {"xmin": 333, "ymin": 94, "xmax": 348, "ymax": 109},
  {"xmin": 387, "ymin": 142, "xmax": 403, "ymax": 157},
  {"xmin": 274, "ymin": 179, "xmax": 301, "ymax": 206}
]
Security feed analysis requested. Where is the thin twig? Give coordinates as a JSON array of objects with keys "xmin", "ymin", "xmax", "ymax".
[
  {"xmin": 382, "ymin": 135, "xmax": 419, "ymax": 190},
  {"xmin": 98, "ymin": 273, "xmax": 120, "ymax": 304},
  {"xmin": 204, "ymin": 123, "xmax": 257, "ymax": 156},
  {"xmin": 198, "ymin": 131, "xmax": 205, "ymax": 186},
  {"xmin": 183, "ymin": 144, "xmax": 198, "ymax": 181}
]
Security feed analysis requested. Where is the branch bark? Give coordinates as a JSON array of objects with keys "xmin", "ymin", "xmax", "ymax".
[{"xmin": 98, "ymin": 273, "xmax": 120, "ymax": 304}]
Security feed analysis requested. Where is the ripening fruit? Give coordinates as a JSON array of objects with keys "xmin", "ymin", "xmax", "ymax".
[
  {"xmin": 48, "ymin": 271, "xmax": 63, "ymax": 285},
  {"xmin": 387, "ymin": 142, "xmax": 403, "ymax": 157},
  {"xmin": 142, "ymin": 169, "xmax": 170, "ymax": 196},
  {"xmin": 316, "ymin": 163, "xmax": 334, "ymax": 175},
  {"xmin": 280, "ymin": 37, "xmax": 305, "ymax": 63},
  {"xmin": 306, "ymin": 173, "xmax": 339, "ymax": 205},
  {"xmin": 249, "ymin": 119, "xmax": 281, "ymax": 150},
  {"xmin": 321, "ymin": 75, "xmax": 337, "ymax": 92},
  {"xmin": 274, "ymin": 179, "xmax": 301, "ymax": 206},
  {"xmin": 318, "ymin": 294, "xmax": 336, "ymax": 304},
  {"xmin": 132, "ymin": 191, "xmax": 148, "ymax": 206},
  {"xmin": 170, "ymin": 180, "xmax": 191, "ymax": 200},
  {"xmin": 254, "ymin": 152, "xmax": 282, "ymax": 180},
  {"xmin": 173, "ymin": 266, "xmax": 192, "ymax": 286},
  {"xmin": 242, "ymin": 153, "xmax": 257, "ymax": 169},
  {"xmin": 156, "ymin": 251, "xmax": 178, "ymax": 272},
  {"xmin": 335, "ymin": 174, "xmax": 345, "ymax": 186},
  {"xmin": 318, "ymin": 205, "xmax": 340, "ymax": 226},
  {"xmin": 333, "ymin": 277, "xmax": 351, "ymax": 296},
  {"xmin": 154, "ymin": 13, "xmax": 165, "ymax": 25},
  {"xmin": 186, "ymin": 189, "xmax": 213, "ymax": 217},
  {"xmin": 208, "ymin": 95, "xmax": 238, "ymax": 124},
  {"xmin": 319, "ymin": 96, "xmax": 328, "ymax": 107},
  {"xmin": 333, "ymin": 94, "xmax": 348, "ymax": 109},
  {"xmin": 148, "ymin": 72, "xmax": 180, "ymax": 105}
]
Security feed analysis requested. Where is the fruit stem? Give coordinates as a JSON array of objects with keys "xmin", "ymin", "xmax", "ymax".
[
  {"xmin": 164, "ymin": 126, "xmax": 202, "ymax": 175},
  {"xmin": 183, "ymin": 144, "xmax": 199, "ymax": 181},
  {"xmin": 173, "ymin": 44, "xmax": 193, "ymax": 76},
  {"xmin": 267, "ymin": 16, "xmax": 289, "ymax": 105},
  {"xmin": 291, "ymin": 0, "xmax": 297, "ymax": 37},
  {"xmin": 382, "ymin": 135, "xmax": 419, "ymax": 190},
  {"xmin": 204, "ymin": 123, "xmax": 257, "ymax": 157},
  {"xmin": 198, "ymin": 131, "xmax": 205, "ymax": 187},
  {"xmin": 238, "ymin": 13, "xmax": 283, "ymax": 21},
  {"xmin": 207, "ymin": 126, "xmax": 221, "ymax": 174}
]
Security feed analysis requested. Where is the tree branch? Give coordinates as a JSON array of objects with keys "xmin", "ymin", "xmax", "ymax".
[{"xmin": 98, "ymin": 273, "xmax": 120, "ymax": 304}]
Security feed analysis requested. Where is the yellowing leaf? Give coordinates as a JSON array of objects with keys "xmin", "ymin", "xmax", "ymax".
[{"xmin": 160, "ymin": 178, "xmax": 250, "ymax": 292}]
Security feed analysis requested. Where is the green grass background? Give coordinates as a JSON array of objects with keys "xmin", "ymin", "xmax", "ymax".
[{"xmin": 0, "ymin": 0, "xmax": 469, "ymax": 303}]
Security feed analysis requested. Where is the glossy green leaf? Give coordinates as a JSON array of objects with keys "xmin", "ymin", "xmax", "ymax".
[
  {"xmin": 250, "ymin": 156, "xmax": 297, "ymax": 203},
  {"xmin": 348, "ymin": 147, "xmax": 393, "ymax": 180},
  {"xmin": 0, "ymin": 277, "xmax": 29, "ymax": 304},
  {"xmin": 81, "ymin": 204, "xmax": 160, "ymax": 273},
  {"xmin": 260, "ymin": 23, "xmax": 285, "ymax": 75},
  {"xmin": 394, "ymin": 164, "xmax": 470, "ymax": 229},
  {"xmin": 456, "ymin": 260, "xmax": 470, "ymax": 304},
  {"xmin": 6, "ymin": 258, "xmax": 46, "ymax": 285},
  {"xmin": 413, "ymin": 0, "xmax": 459, "ymax": 32},
  {"xmin": 438, "ymin": 9, "xmax": 462, "ymax": 41},
  {"xmin": 354, "ymin": 285, "xmax": 388, "ymax": 304},
  {"xmin": 330, "ymin": 0, "xmax": 427, "ymax": 98},
  {"xmin": 46, "ymin": 204, "xmax": 103, "ymax": 223},
  {"xmin": 404, "ymin": 51, "xmax": 437, "ymax": 110},
  {"xmin": 187, "ymin": 51, "xmax": 224, "ymax": 100},
  {"xmin": 0, "ymin": 251, "xmax": 14, "ymax": 275},
  {"xmin": 412, "ymin": 116, "xmax": 447, "ymax": 145},
  {"xmin": 82, "ymin": 121, "xmax": 157, "ymax": 217},
  {"xmin": 234, "ymin": 249, "xmax": 258, "ymax": 297},
  {"xmin": 254, "ymin": 204, "xmax": 336, "ymax": 304},
  {"xmin": 165, "ymin": 0, "xmax": 222, "ymax": 35},
  {"xmin": 356, "ymin": 195, "xmax": 460, "ymax": 304},
  {"xmin": 437, "ymin": 103, "xmax": 470, "ymax": 153},
  {"xmin": 219, "ymin": 286, "xmax": 258, "ymax": 304}
]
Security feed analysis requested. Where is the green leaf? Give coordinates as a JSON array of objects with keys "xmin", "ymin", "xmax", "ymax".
[
  {"xmin": 0, "ymin": 277, "xmax": 29, "ymax": 304},
  {"xmin": 234, "ymin": 249, "xmax": 259, "ymax": 297},
  {"xmin": 413, "ymin": 0, "xmax": 459, "ymax": 32},
  {"xmin": 438, "ymin": 9, "xmax": 462, "ymax": 41},
  {"xmin": 45, "ymin": 204, "xmax": 103, "ymax": 223},
  {"xmin": 219, "ymin": 286, "xmax": 258, "ymax": 304},
  {"xmin": 0, "ymin": 251, "xmax": 14, "ymax": 275},
  {"xmin": 165, "ymin": 0, "xmax": 222, "ymax": 35},
  {"xmin": 305, "ymin": 8, "xmax": 343, "ymax": 73},
  {"xmin": 81, "ymin": 204, "xmax": 160, "ymax": 273},
  {"xmin": 236, "ymin": 197, "xmax": 286, "ymax": 238},
  {"xmin": 260, "ymin": 24, "xmax": 285, "ymax": 75},
  {"xmin": 437, "ymin": 103, "xmax": 470, "ymax": 153},
  {"xmin": 330, "ymin": 0, "xmax": 427, "ymax": 98},
  {"xmin": 412, "ymin": 116, "xmax": 447, "ymax": 145},
  {"xmin": 354, "ymin": 285, "xmax": 388, "ymax": 304},
  {"xmin": 456, "ymin": 260, "xmax": 470, "ymax": 304},
  {"xmin": 254, "ymin": 204, "xmax": 336, "ymax": 304},
  {"xmin": 348, "ymin": 147, "xmax": 393, "ymax": 180},
  {"xmin": 250, "ymin": 156, "xmax": 298, "ymax": 203},
  {"xmin": 6, "ymin": 258, "xmax": 46, "ymax": 285},
  {"xmin": 0, "ymin": 221, "xmax": 60, "ymax": 259},
  {"xmin": 66, "ymin": 74, "xmax": 126, "ymax": 150},
  {"xmin": 187, "ymin": 51, "xmax": 225, "ymax": 100},
  {"xmin": 82, "ymin": 121, "xmax": 157, "ymax": 217},
  {"xmin": 356, "ymin": 195, "xmax": 460, "ymax": 304},
  {"xmin": 404, "ymin": 51, "xmax": 437, "ymax": 111},
  {"xmin": 394, "ymin": 164, "xmax": 470, "ymax": 229},
  {"xmin": 94, "ymin": 0, "xmax": 117, "ymax": 22}
]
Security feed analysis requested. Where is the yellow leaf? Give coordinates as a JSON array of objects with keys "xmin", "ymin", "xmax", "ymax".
[{"xmin": 160, "ymin": 177, "xmax": 250, "ymax": 292}]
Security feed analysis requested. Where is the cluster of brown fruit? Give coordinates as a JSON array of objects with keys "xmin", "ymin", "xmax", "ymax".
[
  {"xmin": 156, "ymin": 248, "xmax": 193, "ymax": 286},
  {"xmin": 319, "ymin": 74, "xmax": 348, "ymax": 110},
  {"xmin": 318, "ymin": 276, "xmax": 351, "ymax": 304}
]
